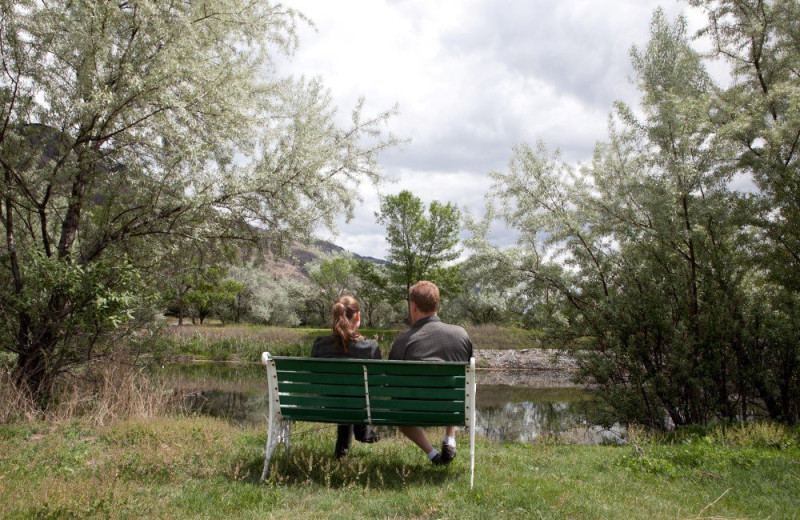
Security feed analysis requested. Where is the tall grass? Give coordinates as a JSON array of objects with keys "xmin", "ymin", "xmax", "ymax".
[
  {"xmin": 157, "ymin": 323, "xmax": 547, "ymax": 362},
  {"xmin": 0, "ymin": 361, "xmax": 180, "ymax": 426},
  {"xmin": 160, "ymin": 324, "xmax": 322, "ymax": 360},
  {"xmin": 159, "ymin": 324, "xmax": 402, "ymax": 360},
  {"xmin": 463, "ymin": 324, "xmax": 539, "ymax": 350},
  {"xmin": 0, "ymin": 370, "xmax": 40, "ymax": 424}
]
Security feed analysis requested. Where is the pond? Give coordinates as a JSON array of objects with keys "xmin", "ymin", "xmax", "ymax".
[{"xmin": 160, "ymin": 362, "xmax": 626, "ymax": 445}]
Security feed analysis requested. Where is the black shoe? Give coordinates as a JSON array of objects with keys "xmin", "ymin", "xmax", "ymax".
[
  {"xmin": 440, "ymin": 442, "xmax": 456, "ymax": 463},
  {"xmin": 431, "ymin": 453, "xmax": 447, "ymax": 465},
  {"xmin": 335, "ymin": 448, "xmax": 349, "ymax": 459}
]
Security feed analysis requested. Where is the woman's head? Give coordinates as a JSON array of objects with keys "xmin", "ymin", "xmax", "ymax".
[{"xmin": 331, "ymin": 295, "xmax": 362, "ymax": 353}]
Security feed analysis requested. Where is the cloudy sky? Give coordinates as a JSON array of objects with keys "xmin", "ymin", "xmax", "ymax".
[{"xmin": 281, "ymin": 0, "xmax": 709, "ymax": 260}]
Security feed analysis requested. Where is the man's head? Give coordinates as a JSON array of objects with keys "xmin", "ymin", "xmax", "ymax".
[{"xmin": 408, "ymin": 281, "xmax": 440, "ymax": 323}]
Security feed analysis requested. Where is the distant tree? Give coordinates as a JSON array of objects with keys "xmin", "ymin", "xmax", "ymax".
[
  {"xmin": 375, "ymin": 190, "xmax": 461, "ymax": 315},
  {"xmin": 351, "ymin": 259, "xmax": 396, "ymax": 327},
  {"xmin": 304, "ymin": 255, "xmax": 359, "ymax": 325},
  {"xmin": 446, "ymin": 256, "xmax": 514, "ymax": 325},
  {"xmin": 0, "ymin": 1, "xmax": 398, "ymax": 404},
  {"xmin": 159, "ymin": 241, "xmax": 236, "ymax": 326},
  {"xmin": 228, "ymin": 264, "xmax": 306, "ymax": 327},
  {"xmin": 183, "ymin": 266, "xmax": 243, "ymax": 325}
]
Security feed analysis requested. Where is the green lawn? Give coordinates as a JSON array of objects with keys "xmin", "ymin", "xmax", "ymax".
[{"xmin": 1, "ymin": 417, "xmax": 797, "ymax": 519}]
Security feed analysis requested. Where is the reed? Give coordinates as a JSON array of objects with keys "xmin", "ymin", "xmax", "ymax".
[
  {"xmin": 0, "ymin": 370, "xmax": 41, "ymax": 424},
  {"xmin": 0, "ymin": 360, "xmax": 181, "ymax": 426},
  {"xmin": 463, "ymin": 323, "xmax": 538, "ymax": 350},
  {"xmin": 159, "ymin": 324, "xmax": 321, "ymax": 360}
]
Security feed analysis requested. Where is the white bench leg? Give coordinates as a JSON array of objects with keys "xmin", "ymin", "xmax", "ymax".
[
  {"xmin": 469, "ymin": 424, "xmax": 475, "ymax": 489},
  {"xmin": 467, "ymin": 357, "xmax": 477, "ymax": 489},
  {"xmin": 261, "ymin": 418, "xmax": 290, "ymax": 481}
]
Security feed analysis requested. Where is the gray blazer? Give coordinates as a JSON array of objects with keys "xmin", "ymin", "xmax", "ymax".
[
  {"xmin": 389, "ymin": 315, "xmax": 473, "ymax": 362},
  {"xmin": 311, "ymin": 335, "xmax": 381, "ymax": 360}
]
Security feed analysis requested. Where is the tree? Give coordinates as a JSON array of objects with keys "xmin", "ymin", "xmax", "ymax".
[
  {"xmin": 304, "ymin": 254, "xmax": 359, "ymax": 325},
  {"xmin": 446, "ymin": 256, "xmax": 516, "ymax": 326},
  {"xmin": 227, "ymin": 264, "xmax": 306, "ymax": 327},
  {"xmin": 182, "ymin": 266, "xmax": 243, "ymax": 325},
  {"xmin": 351, "ymin": 258, "xmax": 395, "ymax": 327},
  {"xmin": 302, "ymin": 254, "xmax": 399, "ymax": 327},
  {"xmin": 488, "ymin": 10, "xmax": 781, "ymax": 427},
  {"xmin": 375, "ymin": 190, "xmax": 461, "ymax": 315},
  {"xmin": 158, "ymin": 240, "xmax": 237, "ymax": 326},
  {"xmin": 690, "ymin": 0, "xmax": 800, "ymax": 423},
  {"xmin": 0, "ymin": 1, "xmax": 398, "ymax": 403}
]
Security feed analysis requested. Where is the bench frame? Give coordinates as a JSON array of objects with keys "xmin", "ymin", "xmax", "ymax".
[{"xmin": 260, "ymin": 352, "xmax": 477, "ymax": 488}]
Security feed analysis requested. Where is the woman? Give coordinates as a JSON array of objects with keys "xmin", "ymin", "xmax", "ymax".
[{"xmin": 311, "ymin": 295, "xmax": 381, "ymax": 458}]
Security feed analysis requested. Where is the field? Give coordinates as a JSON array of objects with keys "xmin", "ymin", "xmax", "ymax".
[
  {"xmin": 1, "ymin": 416, "xmax": 798, "ymax": 519},
  {"xmin": 1, "ymin": 325, "xmax": 798, "ymax": 519}
]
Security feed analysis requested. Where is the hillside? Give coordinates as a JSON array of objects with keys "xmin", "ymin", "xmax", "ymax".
[{"xmin": 257, "ymin": 238, "xmax": 386, "ymax": 282}]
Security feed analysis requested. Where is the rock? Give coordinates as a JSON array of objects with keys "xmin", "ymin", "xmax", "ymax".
[{"xmin": 474, "ymin": 348, "xmax": 584, "ymax": 387}]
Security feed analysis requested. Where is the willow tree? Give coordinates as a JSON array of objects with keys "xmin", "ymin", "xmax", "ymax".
[
  {"xmin": 691, "ymin": 0, "xmax": 800, "ymax": 423},
  {"xmin": 0, "ymin": 1, "xmax": 398, "ymax": 403},
  {"xmin": 490, "ymin": 11, "xmax": 758, "ymax": 427}
]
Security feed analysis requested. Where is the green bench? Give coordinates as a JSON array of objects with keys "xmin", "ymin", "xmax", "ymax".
[{"xmin": 260, "ymin": 352, "xmax": 477, "ymax": 488}]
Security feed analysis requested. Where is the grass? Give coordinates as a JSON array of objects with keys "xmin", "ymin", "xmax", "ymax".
[
  {"xmin": 3, "ymin": 326, "xmax": 797, "ymax": 517},
  {"xmin": 0, "ymin": 362, "xmax": 178, "ymax": 426},
  {"xmin": 464, "ymin": 324, "xmax": 541, "ymax": 350},
  {"xmin": 1, "ymin": 417, "xmax": 798, "ymax": 519},
  {"xmin": 156, "ymin": 322, "xmax": 543, "ymax": 364},
  {"xmin": 157, "ymin": 324, "xmax": 402, "ymax": 361}
]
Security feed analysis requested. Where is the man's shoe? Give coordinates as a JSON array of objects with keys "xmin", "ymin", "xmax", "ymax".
[
  {"xmin": 431, "ymin": 453, "xmax": 448, "ymax": 465},
  {"xmin": 440, "ymin": 442, "xmax": 457, "ymax": 463}
]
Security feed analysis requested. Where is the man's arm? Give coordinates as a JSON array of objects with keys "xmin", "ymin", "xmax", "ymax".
[{"xmin": 388, "ymin": 335, "xmax": 407, "ymax": 360}]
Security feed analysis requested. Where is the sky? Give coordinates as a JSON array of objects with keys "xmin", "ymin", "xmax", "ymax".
[{"xmin": 280, "ymin": 0, "xmax": 711, "ymax": 260}]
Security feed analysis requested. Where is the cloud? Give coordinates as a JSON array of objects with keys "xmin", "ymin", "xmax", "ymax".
[{"xmin": 284, "ymin": 0, "xmax": 701, "ymax": 259}]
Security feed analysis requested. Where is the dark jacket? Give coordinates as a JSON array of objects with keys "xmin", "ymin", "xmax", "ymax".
[
  {"xmin": 388, "ymin": 315, "xmax": 473, "ymax": 362},
  {"xmin": 311, "ymin": 335, "xmax": 381, "ymax": 360}
]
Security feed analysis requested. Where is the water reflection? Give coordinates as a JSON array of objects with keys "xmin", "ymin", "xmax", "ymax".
[
  {"xmin": 477, "ymin": 388, "xmax": 626, "ymax": 444},
  {"xmin": 184, "ymin": 389, "xmax": 269, "ymax": 424},
  {"xmin": 164, "ymin": 363, "xmax": 626, "ymax": 445}
]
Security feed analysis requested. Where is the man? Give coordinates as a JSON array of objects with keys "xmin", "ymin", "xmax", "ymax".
[{"xmin": 389, "ymin": 280, "xmax": 473, "ymax": 465}]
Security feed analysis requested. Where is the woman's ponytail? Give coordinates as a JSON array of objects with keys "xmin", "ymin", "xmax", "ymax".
[{"xmin": 331, "ymin": 296, "xmax": 362, "ymax": 353}]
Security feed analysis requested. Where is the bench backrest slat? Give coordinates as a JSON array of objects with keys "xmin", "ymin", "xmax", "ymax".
[
  {"xmin": 365, "ymin": 374, "xmax": 465, "ymax": 388},
  {"xmin": 370, "ymin": 398, "xmax": 465, "ymax": 413},
  {"xmin": 278, "ymin": 382, "xmax": 365, "ymax": 396},
  {"xmin": 370, "ymin": 410, "xmax": 463, "ymax": 425},
  {"xmin": 369, "ymin": 386, "xmax": 464, "ymax": 399},
  {"xmin": 274, "ymin": 357, "xmax": 466, "ymax": 376},
  {"xmin": 274, "ymin": 371, "xmax": 465, "ymax": 389}
]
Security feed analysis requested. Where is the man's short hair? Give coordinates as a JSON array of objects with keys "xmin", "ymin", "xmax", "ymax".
[{"xmin": 409, "ymin": 281, "xmax": 440, "ymax": 313}]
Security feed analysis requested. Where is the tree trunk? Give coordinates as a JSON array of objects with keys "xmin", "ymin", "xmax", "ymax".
[{"xmin": 13, "ymin": 332, "xmax": 59, "ymax": 407}]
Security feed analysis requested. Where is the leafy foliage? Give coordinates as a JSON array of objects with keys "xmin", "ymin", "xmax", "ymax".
[
  {"xmin": 0, "ymin": 0, "xmax": 398, "ymax": 403},
  {"xmin": 486, "ymin": 5, "xmax": 800, "ymax": 426},
  {"xmin": 375, "ymin": 190, "xmax": 461, "ymax": 313}
]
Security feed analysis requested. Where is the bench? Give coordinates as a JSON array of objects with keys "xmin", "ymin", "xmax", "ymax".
[{"xmin": 260, "ymin": 352, "xmax": 477, "ymax": 488}]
